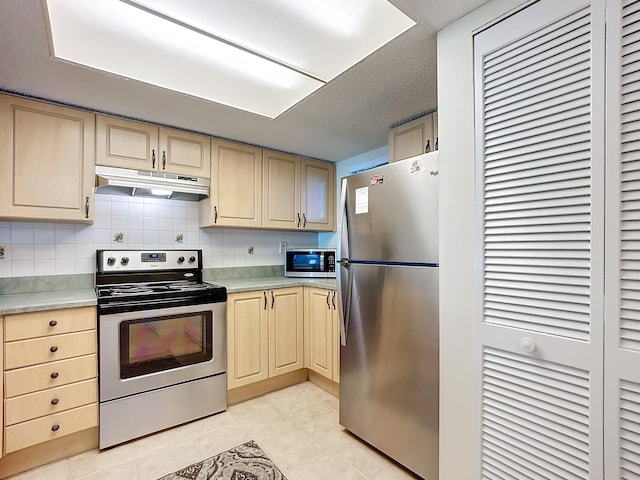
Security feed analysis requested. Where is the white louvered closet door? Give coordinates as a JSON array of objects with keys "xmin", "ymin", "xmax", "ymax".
[
  {"xmin": 606, "ymin": 1, "xmax": 640, "ymax": 478},
  {"xmin": 474, "ymin": 0, "xmax": 605, "ymax": 478}
]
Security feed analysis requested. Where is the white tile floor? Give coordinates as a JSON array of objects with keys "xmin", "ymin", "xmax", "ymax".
[{"xmin": 7, "ymin": 381, "xmax": 420, "ymax": 480}]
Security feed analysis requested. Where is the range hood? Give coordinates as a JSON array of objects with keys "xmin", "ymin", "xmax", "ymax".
[{"xmin": 95, "ymin": 165, "xmax": 210, "ymax": 201}]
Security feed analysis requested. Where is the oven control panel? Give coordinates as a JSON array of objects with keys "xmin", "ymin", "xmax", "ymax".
[{"xmin": 97, "ymin": 250, "xmax": 201, "ymax": 272}]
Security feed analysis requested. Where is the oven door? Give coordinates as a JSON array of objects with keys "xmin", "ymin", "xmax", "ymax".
[{"xmin": 99, "ymin": 302, "xmax": 225, "ymax": 402}]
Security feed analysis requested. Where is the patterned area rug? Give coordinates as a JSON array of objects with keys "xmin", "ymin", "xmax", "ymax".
[{"xmin": 158, "ymin": 440, "xmax": 288, "ymax": 480}]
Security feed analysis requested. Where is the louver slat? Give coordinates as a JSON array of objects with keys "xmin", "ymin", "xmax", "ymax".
[
  {"xmin": 481, "ymin": 4, "xmax": 592, "ymax": 339},
  {"xmin": 620, "ymin": 1, "xmax": 640, "ymax": 354},
  {"xmin": 482, "ymin": 348, "xmax": 590, "ymax": 479},
  {"xmin": 620, "ymin": 380, "xmax": 640, "ymax": 477}
]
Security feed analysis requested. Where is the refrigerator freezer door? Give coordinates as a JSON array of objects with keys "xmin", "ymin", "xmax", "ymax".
[
  {"xmin": 339, "ymin": 263, "xmax": 439, "ymax": 479},
  {"xmin": 343, "ymin": 153, "xmax": 438, "ymax": 264}
]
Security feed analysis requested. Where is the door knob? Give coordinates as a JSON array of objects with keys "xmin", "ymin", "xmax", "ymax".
[{"xmin": 519, "ymin": 337, "xmax": 536, "ymax": 353}]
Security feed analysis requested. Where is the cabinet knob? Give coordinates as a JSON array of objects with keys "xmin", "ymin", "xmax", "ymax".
[
  {"xmin": 519, "ymin": 337, "xmax": 536, "ymax": 353},
  {"xmin": 50, "ymin": 346, "xmax": 58, "ymax": 353},
  {"xmin": 51, "ymin": 398, "xmax": 59, "ymax": 406},
  {"xmin": 49, "ymin": 320, "xmax": 57, "ymax": 327},
  {"xmin": 50, "ymin": 372, "xmax": 59, "ymax": 379},
  {"xmin": 51, "ymin": 424, "xmax": 60, "ymax": 432}
]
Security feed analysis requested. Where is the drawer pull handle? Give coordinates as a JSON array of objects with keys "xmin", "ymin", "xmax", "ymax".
[
  {"xmin": 50, "ymin": 372, "xmax": 59, "ymax": 379},
  {"xmin": 51, "ymin": 398, "xmax": 59, "ymax": 406},
  {"xmin": 51, "ymin": 424, "xmax": 60, "ymax": 432},
  {"xmin": 50, "ymin": 346, "xmax": 58, "ymax": 353},
  {"xmin": 49, "ymin": 320, "xmax": 57, "ymax": 327}
]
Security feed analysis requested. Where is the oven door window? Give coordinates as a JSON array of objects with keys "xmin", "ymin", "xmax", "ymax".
[{"xmin": 119, "ymin": 312, "xmax": 213, "ymax": 379}]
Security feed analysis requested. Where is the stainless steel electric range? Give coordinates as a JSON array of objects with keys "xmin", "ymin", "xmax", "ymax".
[{"xmin": 95, "ymin": 249, "xmax": 227, "ymax": 449}]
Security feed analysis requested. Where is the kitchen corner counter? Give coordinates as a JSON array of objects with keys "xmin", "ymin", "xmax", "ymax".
[
  {"xmin": 0, "ymin": 275, "xmax": 336, "ymax": 314},
  {"xmin": 215, "ymin": 277, "xmax": 337, "ymax": 294},
  {"xmin": 0, "ymin": 289, "xmax": 97, "ymax": 315}
]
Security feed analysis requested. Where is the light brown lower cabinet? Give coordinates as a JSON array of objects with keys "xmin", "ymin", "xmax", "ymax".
[
  {"xmin": 227, "ymin": 287, "xmax": 304, "ymax": 389},
  {"xmin": 227, "ymin": 286, "xmax": 340, "ymax": 393},
  {"xmin": 304, "ymin": 287, "xmax": 340, "ymax": 383},
  {"xmin": 2, "ymin": 306, "xmax": 98, "ymax": 458}
]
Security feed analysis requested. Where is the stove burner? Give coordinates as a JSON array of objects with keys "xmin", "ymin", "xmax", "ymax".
[
  {"xmin": 167, "ymin": 283, "xmax": 212, "ymax": 291},
  {"xmin": 108, "ymin": 285, "xmax": 158, "ymax": 295}
]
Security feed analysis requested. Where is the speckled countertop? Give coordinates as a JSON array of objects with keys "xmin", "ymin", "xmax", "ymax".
[
  {"xmin": 217, "ymin": 277, "xmax": 337, "ymax": 294},
  {"xmin": 0, "ymin": 276, "xmax": 336, "ymax": 315},
  {"xmin": 0, "ymin": 289, "xmax": 98, "ymax": 315}
]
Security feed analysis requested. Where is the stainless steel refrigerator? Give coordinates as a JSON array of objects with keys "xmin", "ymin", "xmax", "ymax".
[{"xmin": 337, "ymin": 153, "xmax": 439, "ymax": 480}]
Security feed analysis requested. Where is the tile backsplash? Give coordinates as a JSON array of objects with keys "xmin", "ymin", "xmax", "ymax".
[{"xmin": 0, "ymin": 194, "xmax": 318, "ymax": 278}]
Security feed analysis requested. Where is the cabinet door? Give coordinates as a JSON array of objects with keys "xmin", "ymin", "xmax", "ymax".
[
  {"xmin": 474, "ymin": 1, "xmax": 603, "ymax": 477},
  {"xmin": 159, "ymin": 128, "xmax": 211, "ymax": 178},
  {"xmin": 388, "ymin": 114, "xmax": 434, "ymax": 162},
  {"xmin": 304, "ymin": 287, "xmax": 333, "ymax": 379},
  {"xmin": 227, "ymin": 291, "xmax": 269, "ymax": 389},
  {"xmin": 202, "ymin": 140, "xmax": 262, "ymax": 227},
  {"xmin": 0, "ymin": 95, "xmax": 95, "ymax": 222},
  {"xmin": 96, "ymin": 115, "xmax": 158, "ymax": 171},
  {"xmin": 300, "ymin": 158, "xmax": 335, "ymax": 231},
  {"xmin": 262, "ymin": 150, "xmax": 300, "ymax": 229},
  {"xmin": 606, "ymin": 0, "xmax": 640, "ymax": 477},
  {"xmin": 269, "ymin": 288, "xmax": 304, "ymax": 377}
]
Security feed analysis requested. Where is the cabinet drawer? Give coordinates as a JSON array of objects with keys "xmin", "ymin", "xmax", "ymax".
[
  {"xmin": 5, "ymin": 354, "xmax": 97, "ymax": 398},
  {"xmin": 5, "ymin": 378, "xmax": 97, "ymax": 426},
  {"xmin": 5, "ymin": 330, "xmax": 96, "ymax": 370},
  {"xmin": 5, "ymin": 306, "xmax": 95, "ymax": 341},
  {"xmin": 4, "ymin": 403, "xmax": 98, "ymax": 453}
]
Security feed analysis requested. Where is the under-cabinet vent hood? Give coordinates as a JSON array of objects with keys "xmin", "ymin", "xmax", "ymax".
[{"xmin": 95, "ymin": 166, "xmax": 210, "ymax": 201}]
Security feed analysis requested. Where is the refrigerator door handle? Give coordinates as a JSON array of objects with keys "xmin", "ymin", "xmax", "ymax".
[
  {"xmin": 337, "ymin": 262, "xmax": 352, "ymax": 346},
  {"xmin": 336, "ymin": 178, "xmax": 352, "ymax": 346}
]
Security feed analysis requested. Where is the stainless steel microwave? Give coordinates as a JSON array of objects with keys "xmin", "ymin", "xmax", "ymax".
[{"xmin": 285, "ymin": 248, "xmax": 336, "ymax": 278}]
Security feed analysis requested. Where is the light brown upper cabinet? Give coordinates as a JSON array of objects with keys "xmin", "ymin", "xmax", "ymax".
[
  {"xmin": 263, "ymin": 150, "xmax": 335, "ymax": 231},
  {"xmin": 388, "ymin": 112, "xmax": 438, "ymax": 163},
  {"xmin": 96, "ymin": 115, "xmax": 211, "ymax": 178},
  {"xmin": 0, "ymin": 94, "xmax": 95, "ymax": 222},
  {"xmin": 262, "ymin": 150, "xmax": 300, "ymax": 229},
  {"xmin": 300, "ymin": 158, "xmax": 335, "ymax": 231},
  {"xmin": 200, "ymin": 139, "xmax": 262, "ymax": 228}
]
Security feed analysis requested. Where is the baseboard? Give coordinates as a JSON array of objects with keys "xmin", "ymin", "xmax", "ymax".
[
  {"xmin": 0, "ymin": 427, "xmax": 98, "ymax": 479},
  {"xmin": 307, "ymin": 370, "xmax": 339, "ymax": 397},
  {"xmin": 227, "ymin": 369, "xmax": 308, "ymax": 405}
]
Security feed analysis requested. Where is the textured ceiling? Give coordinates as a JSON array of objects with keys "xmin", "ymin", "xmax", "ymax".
[{"xmin": 0, "ymin": 0, "xmax": 488, "ymax": 162}]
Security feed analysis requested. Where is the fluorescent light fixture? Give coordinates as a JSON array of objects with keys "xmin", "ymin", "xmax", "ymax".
[{"xmin": 43, "ymin": 0, "xmax": 415, "ymax": 118}]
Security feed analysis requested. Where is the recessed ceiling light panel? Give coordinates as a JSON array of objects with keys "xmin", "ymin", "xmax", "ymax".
[{"xmin": 43, "ymin": 0, "xmax": 415, "ymax": 118}]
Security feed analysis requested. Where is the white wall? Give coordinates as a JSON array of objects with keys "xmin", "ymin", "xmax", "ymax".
[
  {"xmin": 0, "ymin": 193, "xmax": 317, "ymax": 278},
  {"xmin": 317, "ymin": 145, "xmax": 388, "ymax": 249},
  {"xmin": 437, "ymin": 0, "xmax": 531, "ymax": 478}
]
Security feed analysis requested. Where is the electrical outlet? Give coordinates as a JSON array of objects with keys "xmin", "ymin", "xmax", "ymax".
[{"xmin": 279, "ymin": 241, "xmax": 288, "ymax": 254}]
